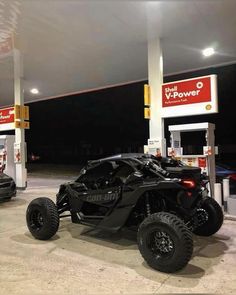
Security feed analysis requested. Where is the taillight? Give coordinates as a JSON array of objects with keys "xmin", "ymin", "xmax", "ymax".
[
  {"xmin": 181, "ymin": 179, "xmax": 196, "ymax": 189},
  {"xmin": 229, "ymin": 174, "xmax": 236, "ymax": 181}
]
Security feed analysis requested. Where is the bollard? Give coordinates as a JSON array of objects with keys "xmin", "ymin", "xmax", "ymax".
[
  {"xmin": 223, "ymin": 178, "xmax": 230, "ymax": 200},
  {"xmin": 223, "ymin": 178, "xmax": 230, "ymax": 212},
  {"xmin": 214, "ymin": 183, "xmax": 222, "ymax": 208}
]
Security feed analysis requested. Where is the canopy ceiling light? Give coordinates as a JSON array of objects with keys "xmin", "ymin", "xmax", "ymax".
[
  {"xmin": 30, "ymin": 88, "xmax": 39, "ymax": 94},
  {"xmin": 202, "ymin": 47, "xmax": 215, "ymax": 57}
]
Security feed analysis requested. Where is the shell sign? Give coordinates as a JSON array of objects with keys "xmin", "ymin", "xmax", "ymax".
[
  {"xmin": 161, "ymin": 75, "xmax": 218, "ymax": 118},
  {"xmin": 0, "ymin": 107, "xmax": 15, "ymax": 125},
  {"xmin": 0, "ymin": 106, "xmax": 30, "ymax": 131}
]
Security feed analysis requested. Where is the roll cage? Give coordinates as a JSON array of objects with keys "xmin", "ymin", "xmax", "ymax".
[{"xmin": 76, "ymin": 155, "xmax": 168, "ymax": 189}]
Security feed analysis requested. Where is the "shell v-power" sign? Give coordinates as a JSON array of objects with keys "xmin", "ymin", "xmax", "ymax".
[{"xmin": 161, "ymin": 75, "xmax": 218, "ymax": 118}]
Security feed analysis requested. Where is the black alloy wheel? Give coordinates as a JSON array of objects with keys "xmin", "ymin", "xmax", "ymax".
[
  {"xmin": 137, "ymin": 212, "xmax": 193, "ymax": 273},
  {"xmin": 26, "ymin": 197, "xmax": 59, "ymax": 240},
  {"xmin": 148, "ymin": 230, "xmax": 174, "ymax": 257},
  {"xmin": 193, "ymin": 197, "xmax": 224, "ymax": 236},
  {"xmin": 29, "ymin": 209, "xmax": 44, "ymax": 231}
]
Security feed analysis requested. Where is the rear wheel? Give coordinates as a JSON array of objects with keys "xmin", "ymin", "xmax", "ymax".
[
  {"xmin": 26, "ymin": 197, "xmax": 59, "ymax": 240},
  {"xmin": 137, "ymin": 212, "xmax": 193, "ymax": 273},
  {"xmin": 193, "ymin": 197, "xmax": 223, "ymax": 236}
]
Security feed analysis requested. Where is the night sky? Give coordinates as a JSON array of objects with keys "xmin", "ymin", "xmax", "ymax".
[
  {"xmin": 2, "ymin": 64, "xmax": 236, "ymax": 164},
  {"xmin": 25, "ymin": 82, "xmax": 149, "ymax": 163}
]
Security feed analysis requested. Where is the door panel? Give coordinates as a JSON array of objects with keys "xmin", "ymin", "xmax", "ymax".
[{"xmin": 77, "ymin": 186, "xmax": 121, "ymax": 208}]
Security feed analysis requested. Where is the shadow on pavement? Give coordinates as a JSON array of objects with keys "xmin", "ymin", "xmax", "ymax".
[{"xmin": 11, "ymin": 218, "xmax": 230, "ymax": 288}]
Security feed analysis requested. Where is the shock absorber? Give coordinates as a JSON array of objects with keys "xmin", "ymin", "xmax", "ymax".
[{"xmin": 145, "ymin": 193, "xmax": 151, "ymax": 216}]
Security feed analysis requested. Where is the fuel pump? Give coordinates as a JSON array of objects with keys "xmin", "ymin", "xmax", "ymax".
[
  {"xmin": 0, "ymin": 135, "xmax": 15, "ymax": 180},
  {"xmin": 168, "ymin": 123, "xmax": 216, "ymax": 196}
]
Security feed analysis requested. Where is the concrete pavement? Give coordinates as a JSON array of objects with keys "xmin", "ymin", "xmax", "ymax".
[{"xmin": 0, "ymin": 169, "xmax": 236, "ymax": 294}]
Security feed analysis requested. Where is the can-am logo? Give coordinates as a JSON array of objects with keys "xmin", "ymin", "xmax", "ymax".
[{"xmin": 162, "ymin": 76, "xmax": 211, "ymax": 107}]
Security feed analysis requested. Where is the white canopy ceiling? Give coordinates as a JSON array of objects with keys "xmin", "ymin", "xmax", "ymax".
[{"xmin": 0, "ymin": 0, "xmax": 236, "ymax": 106}]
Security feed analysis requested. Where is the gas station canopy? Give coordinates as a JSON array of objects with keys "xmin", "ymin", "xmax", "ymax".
[{"xmin": 1, "ymin": 0, "xmax": 236, "ymax": 106}]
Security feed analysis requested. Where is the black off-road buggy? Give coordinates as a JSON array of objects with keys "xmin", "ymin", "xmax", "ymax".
[{"xmin": 26, "ymin": 154, "xmax": 223, "ymax": 273}]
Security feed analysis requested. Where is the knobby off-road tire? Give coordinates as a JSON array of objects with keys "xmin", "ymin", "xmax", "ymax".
[
  {"xmin": 137, "ymin": 212, "xmax": 193, "ymax": 273},
  {"xmin": 26, "ymin": 197, "xmax": 59, "ymax": 240},
  {"xmin": 193, "ymin": 197, "xmax": 224, "ymax": 236}
]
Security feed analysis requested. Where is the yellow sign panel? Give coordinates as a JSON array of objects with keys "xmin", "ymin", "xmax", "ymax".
[
  {"xmin": 22, "ymin": 121, "xmax": 30, "ymax": 129},
  {"xmin": 14, "ymin": 121, "xmax": 21, "ymax": 128},
  {"xmin": 14, "ymin": 105, "xmax": 21, "ymax": 120},
  {"xmin": 14, "ymin": 105, "xmax": 29, "ymax": 120},
  {"xmin": 22, "ymin": 106, "xmax": 30, "ymax": 120},
  {"xmin": 144, "ymin": 84, "xmax": 151, "ymax": 106},
  {"xmin": 144, "ymin": 107, "xmax": 151, "ymax": 119},
  {"xmin": 14, "ymin": 121, "xmax": 30, "ymax": 129}
]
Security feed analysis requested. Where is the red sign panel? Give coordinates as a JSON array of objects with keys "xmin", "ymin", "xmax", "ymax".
[
  {"xmin": 162, "ymin": 76, "xmax": 212, "ymax": 108},
  {"xmin": 0, "ymin": 107, "xmax": 15, "ymax": 124}
]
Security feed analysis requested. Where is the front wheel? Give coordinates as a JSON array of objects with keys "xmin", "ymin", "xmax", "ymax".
[
  {"xmin": 137, "ymin": 212, "xmax": 193, "ymax": 273},
  {"xmin": 193, "ymin": 197, "xmax": 223, "ymax": 236},
  {"xmin": 26, "ymin": 197, "xmax": 59, "ymax": 240}
]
